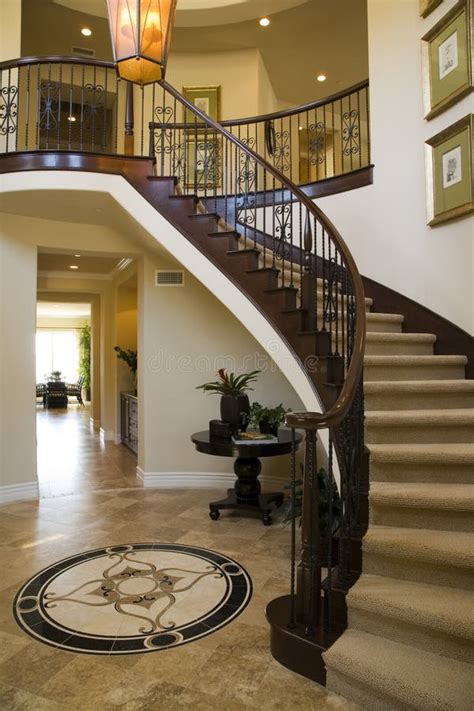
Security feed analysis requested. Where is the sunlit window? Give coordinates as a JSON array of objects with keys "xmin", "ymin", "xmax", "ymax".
[{"xmin": 36, "ymin": 330, "xmax": 80, "ymax": 383}]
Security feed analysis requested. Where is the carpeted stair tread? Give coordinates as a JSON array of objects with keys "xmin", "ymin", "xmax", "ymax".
[
  {"xmin": 365, "ymin": 408, "xmax": 474, "ymax": 427},
  {"xmin": 366, "ymin": 333, "xmax": 436, "ymax": 344},
  {"xmin": 368, "ymin": 442, "xmax": 474, "ymax": 465},
  {"xmin": 370, "ymin": 482, "xmax": 474, "ymax": 511},
  {"xmin": 323, "ymin": 629, "xmax": 473, "ymax": 711},
  {"xmin": 365, "ymin": 380, "xmax": 474, "ymax": 394},
  {"xmin": 347, "ymin": 574, "xmax": 474, "ymax": 642},
  {"xmin": 364, "ymin": 355, "xmax": 467, "ymax": 366},
  {"xmin": 363, "ymin": 526, "xmax": 474, "ymax": 570}
]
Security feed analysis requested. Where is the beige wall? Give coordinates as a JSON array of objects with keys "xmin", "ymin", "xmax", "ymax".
[
  {"xmin": 36, "ymin": 316, "xmax": 89, "ymax": 329},
  {"xmin": 319, "ymin": 0, "xmax": 474, "ymax": 334},
  {"xmin": 0, "ymin": 225, "xmax": 37, "ymax": 493},
  {"xmin": 115, "ymin": 274, "xmax": 138, "ymax": 399},
  {"xmin": 0, "ymin": 0, "xmax": 21, "ymax": 60},
  {"xmin": 139, "ymin": 253, "xmax": 304, "ymax": 481}
]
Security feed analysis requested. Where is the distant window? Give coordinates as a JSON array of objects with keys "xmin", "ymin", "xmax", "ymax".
[{"xmin": 36, "ymin": 330, "xmax": 79, "ymax": 383}]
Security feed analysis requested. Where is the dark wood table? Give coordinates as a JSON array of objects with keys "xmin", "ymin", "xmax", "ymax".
[{"xmin": 191, "ymin": 429, "xmax": 303, "ymax": 526}]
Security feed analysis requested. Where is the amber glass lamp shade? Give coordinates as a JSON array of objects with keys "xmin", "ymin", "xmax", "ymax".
[{"xmin": 106, "ymin": 0, "xmax": 177, "ymax": 85}]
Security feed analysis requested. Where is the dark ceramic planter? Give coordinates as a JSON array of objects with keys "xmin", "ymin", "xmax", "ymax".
[
  {"xmin": 259, "ymin": 419, "xmax": 279, "ymax": 436},
  {"xmin": 220, "ymin": 394, "xmax": 250, "ymax": 427}
]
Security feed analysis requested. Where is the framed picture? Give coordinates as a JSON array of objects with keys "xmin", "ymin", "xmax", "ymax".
[
  {"xmin": 420, "ymin": 0, "xmax": 443, "ymax": 18},
  {"xmin": 422, "ymin": 0, "xmax": 472, "ymax": 119},
  {"xmin": 185, "ymin": 135, "xmax": 221, "ymax": 190},
  {"xmin": 182, "ymin": 86, "xmax": 221, "ymax": 125},
  {"xmin": 425, "ymin": 114, "xmax": 473, "ymax": 225}
]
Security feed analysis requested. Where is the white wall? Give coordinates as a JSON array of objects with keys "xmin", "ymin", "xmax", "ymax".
[
  {"xmin": 139, "ymin": 253, "xmax": 305, "ymax": 484},
  {"xmin": 318, "ymin": 0, "xmax": 473, "ymax": 334},
  {"xmin": 166, "ymin": 48, "xmax": 278, "ymax": 120},
  {"xmin": 0, "ymin": 227, "xmax": 37, "ymax": 499}
]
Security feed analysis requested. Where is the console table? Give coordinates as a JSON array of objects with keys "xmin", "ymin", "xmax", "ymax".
[{"xmin": 191, "ymin": 429, "xmax": 303, "ymax": 526}]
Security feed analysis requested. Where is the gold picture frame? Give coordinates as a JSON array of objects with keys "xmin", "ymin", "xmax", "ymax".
[
  {"xmin": 420, "ymin": 0, "xmax": 443, "ymax": 18},
  {"xmin": 182, "ymin": 85, "xmax": 221, "ymax": 125},
  {"xmin": 422, "ymin": 0, "xmax": 473, "ymax": 119},
  {"xmin": 425, "ymin": 114, "xmax": 473, "ymax": 226}
]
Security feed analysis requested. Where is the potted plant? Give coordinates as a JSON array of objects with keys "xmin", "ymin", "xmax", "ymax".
[
  {"xmin": 243, "ymin": 402, "xmax": 290, "ymax": 436},
  {"xmin": 196, "ymin": 368, "xmax": 260, "ymax": 427},
  {"xmin": 49, "ymin": 370, "xmax": 63, "ymax": 382},
  {"xmin": 114, "ymin": 346, "xmax": 138, "ymax": 394},
  {"xmin": 79, "ymin": 324, "xmax": 91, "ymax": 401},
  {"xmin": 281, "ymin": 465, "xmax": 341, "ymax": 564}
]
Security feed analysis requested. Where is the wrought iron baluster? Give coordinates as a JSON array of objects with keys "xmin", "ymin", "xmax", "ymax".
[
  {"xmin": 288, "ymin": 427, "xmax": 297, "ymax": 629},
  {"xmin": 25, "ymin": 64, "xmax": 31, "ymax": 149},
  {"xmin": 57, "ymin": 62, "xmax": 62, "ymax": 150}
]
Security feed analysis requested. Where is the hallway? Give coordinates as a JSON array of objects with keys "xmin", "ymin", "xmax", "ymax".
[{"xmin": 36, "ymin": 406, "xmax": 137, "ymax": 498}]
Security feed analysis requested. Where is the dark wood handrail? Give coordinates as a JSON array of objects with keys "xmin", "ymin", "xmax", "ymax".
[
  {"xmin": 160, "ymin": 78, "xmax": 366, "ymax": 431},
  {"xmin": 0, "ymin": 55, "xmax": 116, "ymax": 70},
  {"xmin": 0, "ymin": 55, "xmax": 368, "ymax": 134},
  {"xmin": 220, "ymin": 79, "xmax": 369, "ymax": 127}
]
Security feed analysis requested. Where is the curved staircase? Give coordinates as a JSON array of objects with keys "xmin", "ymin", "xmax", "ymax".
[
  {"xmin": 1, "ymin": 55, "xmax": 473, "ymax": 711},
  {"xmin": 324, "ymin": 304, "xmax": 474, "ymax": 710}
]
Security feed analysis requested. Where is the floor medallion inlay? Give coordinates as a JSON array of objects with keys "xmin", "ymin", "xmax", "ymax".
[{"xmin": 13, "ymin": 543, "xmax": 252, "ymax": 655}]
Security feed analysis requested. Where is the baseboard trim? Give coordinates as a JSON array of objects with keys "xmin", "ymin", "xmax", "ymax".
[
  {"xmin": 99, "ymin": 428, "xmax": 116, "ymax": 443},
  {"xmin": 136, "ymin": 467, "xmax": 285, "ymax": 491},
  {"xmin": 0, "ymin": 481, "xmax": 39, "ymax": 504},
  {"xmin": 90, "ymin": 417, "xmax": 100, "ymax": 430}
]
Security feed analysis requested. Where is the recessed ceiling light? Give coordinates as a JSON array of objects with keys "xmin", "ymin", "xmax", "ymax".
[
  {"xmin": 259, "ymin": 17, "xmax": 270, "ymax": 27},
  {"xmin": 81, "ymin": 27, "xmax": 92, "ymax": 37},
  {"xmin": 317, "ymin": 74, "xmax": 327, "ymax": 82},
  {"xmin": 70, "ymin": 265, "xmax": 79, "ymax": 270},
  {"xmin": 74, "ymin": 254, "xmax": 81, "ymax": 257},
  {"xmin": 299, "ymin": 126, "xmax": 303, "ymax": 131},
  {"xmin": 68, "ymin": 116, "xmax": 76, "ymax": 122}
]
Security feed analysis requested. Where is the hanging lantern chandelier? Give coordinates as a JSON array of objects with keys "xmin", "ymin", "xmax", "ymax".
[{"xmin": 106, "ymin": 0, "xmax": 177, "ymax": 85}]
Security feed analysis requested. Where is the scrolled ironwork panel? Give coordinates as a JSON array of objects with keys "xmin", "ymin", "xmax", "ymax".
[{"xmin": 0, "ymin": 84, "xmax": 18, "ymax": 137}]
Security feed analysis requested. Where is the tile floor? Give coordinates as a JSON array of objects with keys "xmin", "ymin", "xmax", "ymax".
[{"xmin": 0, "ymin": 407, "xmax": 359, "ymax": 709}]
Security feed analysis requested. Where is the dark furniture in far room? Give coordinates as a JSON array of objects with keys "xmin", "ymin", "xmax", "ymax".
[
  {"xmin": 191, "ymin": 429, "xmax": 303, "ymax": 526},
  {"xmin": 67, "ymin": 375, "xmax": 85, "ymax": 405},
  {"xmin": 44, "ymin": 381, "xmax": 68, "ymax": 409},
  {"xmin": 120, "ymin": 392, "xmax": 138, "ymax": 454}
]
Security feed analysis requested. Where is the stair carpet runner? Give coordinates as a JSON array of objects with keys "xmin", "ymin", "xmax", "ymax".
[
  {"xmin": 191, "ymin": 198, "xmax": 473, "ymax": 709},
  {"xmin": 322, "ymin": 304, "xmax": 474, "ymax": 711}
]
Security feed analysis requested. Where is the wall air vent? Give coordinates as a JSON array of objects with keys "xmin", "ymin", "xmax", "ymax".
[
  {"xmin": 155, "ymin": 270, "xmax": 185, "ymax": 287},
  {"xmin": 72, "ymin": 46, "xmax": 96, "ymax": 58}
]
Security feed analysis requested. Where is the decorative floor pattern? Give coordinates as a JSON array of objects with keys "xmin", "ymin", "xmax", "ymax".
[{"xmin": 14, "ymin": 543, "xmax": 252, "ymax": 655}]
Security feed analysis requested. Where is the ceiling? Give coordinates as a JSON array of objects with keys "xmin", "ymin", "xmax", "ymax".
[
  {"xmin": 37, "ymin": 251, "xmax": 123, "ymax": 274},
  {"xmin": 37, "ymin": 301, "xmax": 92, "ymax": 317},
  {"xmin": 52, "ymin": 0, "xmax": 309, "ymax": 26},
  {"xmin": 22, "ymin": 0, "xmax": 368, "ymax": 106}
]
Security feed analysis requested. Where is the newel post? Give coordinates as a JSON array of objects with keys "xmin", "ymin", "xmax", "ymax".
[
  {"xmin": 297, "ymin": 429, "xmax": 321, "ymax": 633},
  {"xmin": 124, "ymin": 81, "xmax": 134, "ymax": 156}
]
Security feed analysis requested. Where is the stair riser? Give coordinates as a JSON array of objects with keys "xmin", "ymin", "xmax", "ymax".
[
  {"xmin": 348, "ymin": 609, "xmax": 473, "ymax": 665},
  {"xmin": 369, "ymin": 461, "xmax": 474, "ymax": 484},
  {"xmin": 365, "ymin": 341, "xmax": 434, "ymax": 356},
  {"xmin": 366, "ymin": 319, "xmax": 403, "ymax": 334},
  {"xmin": 370, "ymin": 503, "xmax": 473, "ymax": 533},
  {"xmin": 365, "ymin": 423, "xmax": 474, "ymax": 445},
  {"xmin": 325, "ymin": 670, "xmax": 401, "ymax": 711},
  {"xmin": 365, "ymin": 391, "xmax": 474, "ymax": 410},
  {"xmin": 364, "ymin": 364, "xmax": 466, "ymax": 381},
  {"xmin": 363, "ymin": 552, "xmax": 473, "ymax": 590}
]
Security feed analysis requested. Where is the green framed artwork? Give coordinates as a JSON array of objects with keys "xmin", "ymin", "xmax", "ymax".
[
  {"xmin": 425, "ymin": 114, "xmax": 473, "ymax": 226},
  {"xmin": 422, "ymin": 0, "xmax": 472, "ymax": 119},
  {"xmin": 420, "ymin": 0, "xmax": 443, "ymax": 18},
  {"xmin": 183, "ymin": 85, "xmax": 221, "ymax": 125}
]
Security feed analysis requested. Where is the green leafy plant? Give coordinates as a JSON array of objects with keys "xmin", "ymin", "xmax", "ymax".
[
  {"xmin": 49, "ymin": 371, "xmax": 62, "ymax": 381},
  {"xmin": 196, "ymin": 368, "xmax": 260, "ymax": 396},
  {"xmin": 242, "ymin": 402, "xmax": 290, "ymax": 431},
  {"xmin": 282, "ymin": 465, "xmax": 341, "ymax": 541},
  {"xmin": 114, "ymin": 346, "xmax": 137, "ymax": 374},
  {"xmin": 79, "ymin": 324, "xmax": 91, "ymax": 389}
]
